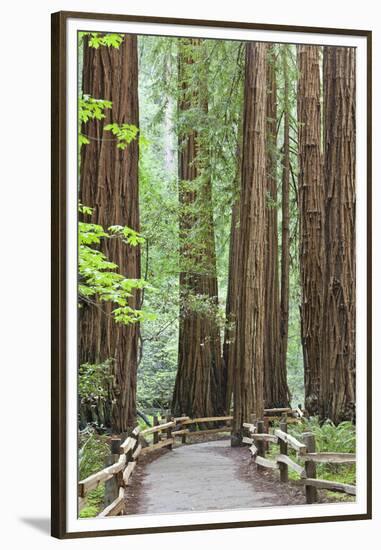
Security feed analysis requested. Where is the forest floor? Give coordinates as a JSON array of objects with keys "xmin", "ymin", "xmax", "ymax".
[{"xmin": 124, "ymin": 438, "xmax": 308, "ymax": 515}]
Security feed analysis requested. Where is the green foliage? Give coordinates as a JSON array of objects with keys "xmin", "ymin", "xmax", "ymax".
[
  {"xmin": 78, "ymin": 203, "xmax": 93, "ymax": 216},
  {"xmin": 79, "ymin": 95, "xmax": 112, "ymax": 124},
  {"xmin": 180, "ymin": 290, "xmax": 225, "ymax": 328},
  {"xmin": 79, "ymin": 504, "xmax": 99, "ymax": 518},
  {"xmin": 135, "ymin": 40, "xmax": 182, "ymax": 409},
  {"xmin": 77, "ymin": 36, "xmax": 308, "ymax": 418},
  {"xmin": 291, "ymin": 418, "xmax": 356, "ymax": 494},
  {"xmin": 134, "ymin": 36, "xmax": 245, "ymax": 409},
  {"xmin": 266, "ymin": 418, "xmax": 356, "ymax": 501},
  {"xmin": 78, "ymin": 206, "xmax": 153, "ymax": 325},
  {"xmin": 78, "ymin": 360, "xmax": 113, "ymax": 406},
  {"xmin": 78, "ymin": 97, "xmax": 140, "ymax": 149},
  {"xmin": 80, "ymin": 483, "xmax": 106, "ymax": 518},
  {"xmin": 77, "ymin": 37, "xmax": 336, "ymax": 425},
  {"xmin": 81, "ymin": 32, "xmax": 124, "ymax": 49},
  {"xmin": 107, "ymin": 224, "xmax": 145, "ymax": 246},
  {"xmin": 79, "ymin": 430, "xmax": 110, "ymax": 479},
  {"xmin": 78, "ymin": 430, "xmax": 110, "ymax": 518},
  {"xmin": 137, "ymin": 414, "xmax": 154, "ymax": 431},
  {"xmin": 137, "ymin": 337, "xmax": 178, "ymax": 409},
  {"xmin": 286, "ymin": 293, "xmax": 304, "ymax": 406},
  {"xmin": 104, "ymin": 123, "xmax": 140, "ymax": 150},
  {"xmin": 78, "ymin": 94, "xmax": 112, "ymax": 145},
  {"xmin": 289, "ymin": 418, "xmax": 356, "ymax": 454}
]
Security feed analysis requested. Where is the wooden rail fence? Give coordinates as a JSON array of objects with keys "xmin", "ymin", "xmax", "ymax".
[
  {"xmin": 78, "ymin": 409, "xmax": 355, "ymax": 517},
  {"xmin": 78, "ymin": 414, "xmax": 233, "ymax": 517},
  {"xmin": 262, "ymin": 406, "xmax": 305, "ymax": 428},
  {"xmin": 243, "ymin": 414, "xmax": 356, "ymax": 503}
]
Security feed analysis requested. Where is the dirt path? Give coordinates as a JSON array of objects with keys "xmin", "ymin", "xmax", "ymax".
[{"xmin": 125, "ymin": 439, "xmax": 306, "ymax": 515}]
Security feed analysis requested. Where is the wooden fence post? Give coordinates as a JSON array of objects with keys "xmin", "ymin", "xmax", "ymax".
[
  {"xmin": 181, "ymin": 413, "xmax": 187, "ymax": 444},
  {"xmin": 104, "ymin": 437, "xmax": 121, "ymax": 508},
  {"xmin": 256, "ymin": 419, "xmax": 265, "ymax": 471},
  {"xmin": 130, "ymin": 427, "xmax": 140, "ymax": 462},
  {"xmin": 263, "ymin": 417, "xmax": 270, "ymax": 451},
  {"xmin": 125, "ymin": 443, "xmax": 133, "ymax": 464},
  {"xmin": 279, "ymin": 414, "xmax": 288, "ymax": 482},
  {"xmin": 303, "ymin": 431, "xmax": 318, "ymax": 503},
  {"xmin": 166, "ymin": 415, "xmax": 173, "ymax": 450},
  {"xmin": 153, "ymin": 415, "xmax": 160, "ymax": 444},
  {"xmin": 110, "ymin": 437, "xmax": 122, "ymax": 455}
]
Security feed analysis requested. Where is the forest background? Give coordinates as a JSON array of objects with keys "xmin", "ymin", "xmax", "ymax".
[
  {"xmin": 1, "ymin": 1, "xmax": 377, "ymax": 548},
  {"xmin": 78, "ymin": 34, "xmax": 355, "ymax": 431},
  {"xmin": 76, "ymin": 30, "xmax": 358, "ymax": 519}
]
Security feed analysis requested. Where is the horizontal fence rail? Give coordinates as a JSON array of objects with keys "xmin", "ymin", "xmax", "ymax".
[
  {"xmin": 78, "ymin": 414, "xmax": 232, "ymax": 517},
  {"xmin": 78, "ymin": 408, "xmax": 355, "ymax": 517},
  {"xmin": 242, "ymin": 414, "xmax": 356, "ymax": 503}
]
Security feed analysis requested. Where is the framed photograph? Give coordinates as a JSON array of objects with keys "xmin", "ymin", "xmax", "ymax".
[{"xmin": 51, "ymin": 10, "xmax": 372, "ymax": 539}]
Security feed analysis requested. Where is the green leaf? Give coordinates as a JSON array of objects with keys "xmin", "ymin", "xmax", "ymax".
[{"xmin": 78, "ymin": 204, "xmax": 152, "ymax": 326}]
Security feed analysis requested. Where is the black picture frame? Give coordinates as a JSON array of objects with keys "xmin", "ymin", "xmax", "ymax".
[{"xmin": 51, "ymin": 10, "xmax": 372, "ymax": 539}]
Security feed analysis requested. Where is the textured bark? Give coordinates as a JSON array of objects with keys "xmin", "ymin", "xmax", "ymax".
[
  {"xmin": 172, "ymin": 39, "xmax": 224, "ymax": 418},
  {"xmin": 263, "ymin": 46, "xmax": 289, "ymax": 408},
  {"xmin": 297, "ymin": 45, "xmax": 324, "ymax": 416},
  {"xmin": 79, "ymin": 35, "xmax": 140, "ymax": 433},
  {"xmin": 320, "ymin": 47, "xmax": 356, "ymax": 423},
  {"xmin": 232, "ymin": 42, "xmax": 267, "ymax": 443},
  {"xmin": 223, "ymin": 115, "xmax": 243, "ymax": 414},
  {"xmin": 279, "ymin": 45, "xmax": 291, "ymax": 405}
]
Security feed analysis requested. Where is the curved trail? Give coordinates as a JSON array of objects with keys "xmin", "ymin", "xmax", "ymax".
[{"xmin": 130, "ymin": 440, "xmax": 305, "ymax": 514}]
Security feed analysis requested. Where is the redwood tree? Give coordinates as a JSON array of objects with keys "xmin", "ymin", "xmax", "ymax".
[
  {"xmin": 320, "ymin": 47, "xmax": 356, "ymax": 423},
  {"xmin": 232, "ymin": 42, "xmax": 267, "ymax": 444},
  {"xmin": 79, "ymin": 35, "xmax": 140, "ymax": 432},
  {"xmin": 279, "ymin": 45, "xmax": 291, "ymax": 405},
  {"xmin": 297, "ymin": 45, "xmax": 324, "ymax": 416},
  {"xmin": 263, "ymin": 46, "xmax": 289, "ymax": 408},
  {"xmin": 223, "ymin": 114, "xmax": 243, "ymax": 414},
  {"xmin": 172, "ymin": 39, "xmax": 224, "ymax": 418}
]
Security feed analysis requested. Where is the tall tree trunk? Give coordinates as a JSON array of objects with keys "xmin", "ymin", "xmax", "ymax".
[
  {"xmin": 79, "ymin": 35, "xmax": 140, "ymax": 433},
  {"xmin": 223, "ymin": 115, "xmax": 243, "ymax": 414},
  {"xmin": 172, "ymin": 39, "xmax": 224, "ymax": 418},
  {"xmin": 263, "ymin": 45, "xmax": 289, "ymax": 408},
  {"xmin": 320, "ymin": 47, "xmax": 356, "ymax": 423},
  {"xmin": 232, "ymin": 42, "xmax": 267, "ymax": 444},
  {"xmin": 297, "ymin": 45, "xmax": 324, "ymax": 416},
  {"xmin": 279, "ymin": 45, "xmax": 291, "ymax": 404}
]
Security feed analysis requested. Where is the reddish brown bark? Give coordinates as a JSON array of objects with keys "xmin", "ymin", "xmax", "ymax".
[
  {"xmin": 279, "ymin": 45, "xmax": 291, "ymax": 406},
  {"xmin": 320, "ymin": 47, "xmax": 356, "ymax": 423},
  {"xmin": 172, "ymin": 39, "xmax": 224, "ymax": 418},
  {"xmin": 297, "ymin": 45, "xmax": 324, "ymax": 416},
  {"xmin": 232, "ymin": 42, "xmax": 267, "ymax": 443},
  {"xmin": 79, "ymin": 35, "xmax": 140, "ymax": 433},
  {"xmin": 223, "ymin": 113, "xmax": 243, "ymax": 414},
  {"xmin": 263, "ymin": 46, "xmax": 289, "ymax": 408}
]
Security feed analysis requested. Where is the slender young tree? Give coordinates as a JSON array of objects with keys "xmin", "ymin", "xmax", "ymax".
[
  {"xmin": 222, "ymin": 46, "xmax": 245, "ymax": 414},
  {"xmin": 232, "ymin": 42, "xmax": 267, "ymax": 444},
  {"xmin": 320, "ymin": 47, "xmax": 356, "ymax": 423},
  {"xmin": 223, "ymin": 176, "xmax": 241, "ymax": 414},
  {"xmin": 79, "ymin": 35, "xmax": 140, "ymax": 432},
  {"xmin": 172, "ymin": 39, "xmax": 224, "ymax": 418},
  {"xmin": 279, "ymin": 45, "xmax": 291, "ymax": 404},
  {"xmin": 297, "ymin": 45, "xmax": 324, "ymax": 416},
  {"xmin": 263, "ymin": 45, "xmax": 289, "ymax": 408}
]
